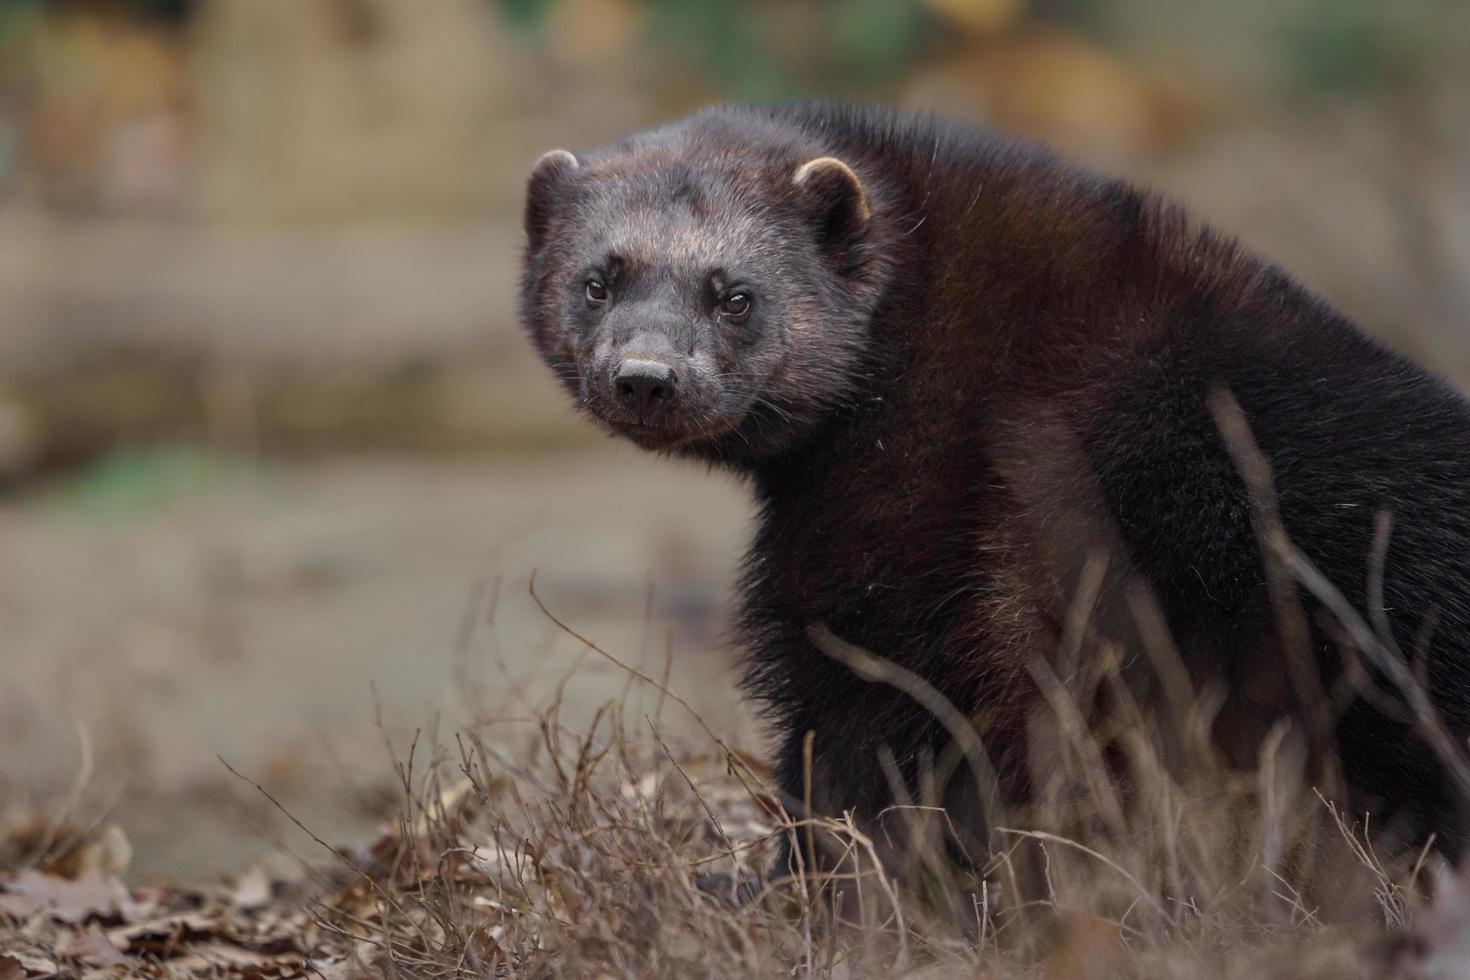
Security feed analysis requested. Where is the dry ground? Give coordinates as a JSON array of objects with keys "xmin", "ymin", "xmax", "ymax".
[
  {"xmin": 7, "ymin": 623, "xmax": 1470, "ymax": 978},
  {"xmin": 0, "ymin": 448, "xmax": 752, "ymax": 884},
  {"xmin": 6, "ymin": 452, "xmax": 1470, "ymax": 977}
]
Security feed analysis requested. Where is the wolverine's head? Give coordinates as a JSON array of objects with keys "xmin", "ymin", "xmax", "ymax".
[{"xmin": 519, "ymin": 112, "xmax": 891, "ymax": 461}]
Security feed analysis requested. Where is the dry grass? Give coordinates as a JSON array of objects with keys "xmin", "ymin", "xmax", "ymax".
[
  {"xmin": 317, "ymin": 579, "xmax": 1457, "ymax": 980},
  {"xmin": 6, "ymin": 571, "xmax": 1465, "ymax": 978}
]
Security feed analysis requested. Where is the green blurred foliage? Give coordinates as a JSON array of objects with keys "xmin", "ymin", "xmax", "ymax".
[
  {"xmin": 497, "ymin": 0, "xmax": 555, "ymax": 33},
  {"xmin": 493, "ymin": 0, "xmax": 933, "ymax": 98},
  {"xmin": 48, "ymin": 446, "xmax": 230, "ymax": 518},
  {"xmin": 1280, "ymin": 0, "xmax": 1458, "ymax": 94},
  {"xmin": 1282, "ymin": 0, "xmax": 1391, "ymax": 94},
  {"xmin": 645, "ymin": 0, "xmax": 789, "ymax": 99},
  {"xmin": 826, "ymin": 0, "xmax": 927, "ymax": 84},
  {"xmin": 0, "ymin": 1, "xmax": 41, "ymax": 47},
  {"xmin": 489, "ymin": 0, "xmax": 1466, "ymax": 100}
]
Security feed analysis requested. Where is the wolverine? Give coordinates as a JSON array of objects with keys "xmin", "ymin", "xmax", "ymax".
[{"xmin": 518, "ymin": 102, "xmax": 1470, "ymax": 874}]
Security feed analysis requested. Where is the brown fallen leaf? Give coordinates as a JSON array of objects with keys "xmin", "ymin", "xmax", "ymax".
[
  {"xmin": 230, "ymin": 863, "xmax": 273, "ymax": 911},
  {"xmin": 0, "ymin": 870, "xmax": 133, "ymax": 924},
  {"xmin": 0, "ymin": 951, "xmax": 57, "ymax": 979},
  {"xmin": 57, "ymin": 924, "xmax": 129, "ymax": 968},
  {"xmin": 106, "ymin": 910, "xmax": 218, "ymax": 951},
  {"xmin": 310, "ymin": 943, "xmax": 383, "ymax": 979},
  {"xmin": 181, "ymin": 941, "xmax": 306, "ymax": 976}
]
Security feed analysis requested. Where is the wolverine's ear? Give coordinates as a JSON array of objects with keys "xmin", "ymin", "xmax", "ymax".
[
  {"xmin": 792, "ymin": 156, "xmax": 871, "ymax": 255},
  {"xmin": 525, "ymin": 149, "xmax": 580, "ymax": 251}
]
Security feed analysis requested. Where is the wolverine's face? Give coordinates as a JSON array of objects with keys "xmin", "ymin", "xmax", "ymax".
[{"xmin": 519, "ymin": 128, "xmax": 885, "ymax": 460}]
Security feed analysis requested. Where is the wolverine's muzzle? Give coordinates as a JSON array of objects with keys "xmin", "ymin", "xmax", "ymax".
[{"xmin": 614, "ymin": 358, "xmax": 678, "ymax": 423}]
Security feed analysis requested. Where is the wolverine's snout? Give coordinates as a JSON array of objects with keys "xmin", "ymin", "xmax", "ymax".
[{"xmin": 614, "ymin": 358, "xmax": 678, "ymax": 422}]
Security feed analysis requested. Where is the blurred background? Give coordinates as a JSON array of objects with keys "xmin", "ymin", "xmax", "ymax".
[{"xmin": 0, "ymin": 0, "xmax": 1467, "ymax": 883}]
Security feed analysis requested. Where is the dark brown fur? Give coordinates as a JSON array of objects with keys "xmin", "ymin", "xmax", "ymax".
[{"xmin": 520, "ymin": 102, "xmax": 1470, "ymax": 874}]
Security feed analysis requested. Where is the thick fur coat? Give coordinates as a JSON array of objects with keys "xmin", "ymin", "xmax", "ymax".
[{"xmin": 520, "ymin": 102, "xmax": 1470, "ymax": 865}]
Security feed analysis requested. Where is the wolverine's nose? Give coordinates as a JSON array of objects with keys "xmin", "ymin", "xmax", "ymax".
[{"xmin": 615, "ymin": 358, "xmax": 678, "ymax": 419}]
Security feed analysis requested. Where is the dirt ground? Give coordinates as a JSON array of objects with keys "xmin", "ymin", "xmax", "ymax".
[{"xmin": 0, "ymin": 447, "xmax": 755, "ymax": 883}]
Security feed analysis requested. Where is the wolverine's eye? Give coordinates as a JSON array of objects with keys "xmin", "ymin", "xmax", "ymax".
[
  {"xmin": 720, "ymin": 292, "xmax": 752, "ymax": 319},
  {"xmin": 586, "ymin": 279, "xmax": 610, "ymax": 304}
]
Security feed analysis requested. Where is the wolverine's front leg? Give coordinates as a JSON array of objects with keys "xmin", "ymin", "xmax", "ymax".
[{"xmin": 768, "ymin": 699, "xmax": 994, "ymax": 923}]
